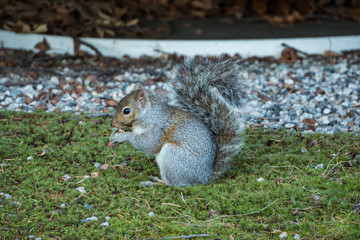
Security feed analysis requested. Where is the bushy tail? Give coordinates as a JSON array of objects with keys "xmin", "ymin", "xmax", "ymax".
[{"xmin": 171, "ymin": 55, "xmax": 249, "ymax": 181}]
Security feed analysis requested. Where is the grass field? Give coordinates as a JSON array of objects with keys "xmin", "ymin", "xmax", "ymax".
[{"xmin": 1, "ymin": 110, "xmax": 359, "ymax": 239}]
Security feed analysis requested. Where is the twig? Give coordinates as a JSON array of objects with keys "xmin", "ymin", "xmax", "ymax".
[
  {"xmin": 173, "ymin": 221, "xmax": 206, "ymax": 227},
  {"xmin": 323, "ymin": 145, "xmax": 346, "ymax": 176},
  {"xmin": 161, "ymin": 234, "xmax": 210, "ymax": 239},
  {"xmin": 206, "ymin": 199, "xmax": 279, "ymax": 222},
  {"xmin": 281, "ymin": 43, "xmax": 309, "ymax": 57}
]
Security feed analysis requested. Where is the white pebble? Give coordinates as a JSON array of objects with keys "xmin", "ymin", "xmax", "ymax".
[
  {"xmin": 323, "ymin": 108, "xmax": 331, "ymax": 114},
  {"xmin": 76, "ymin": 187, "xmax": 87, "ymax": 194},
  {"xmin": 100, "ymin": 222, "xmax": 110, "ymax": 226},
  {"xmin": 62, "ymin": 175, "xmax": 72, "ymax": 181},
  {"xmin": 50, "ymin": 76, "xmax": 59, "ymax": 85},
  {"xmin": 257, "ymin": 177, "xmax": 265, "ymax": 182},
  {"xmin": 148, "ymin": 212, "xmax": 155, "ymax": 217},
  {"xmin": 293, "ymin": 234, "xmax": 301, "ymax": 239},
  {"xmin": 279, "ymin": 232, "xmax": 288, "ymax": 238}
]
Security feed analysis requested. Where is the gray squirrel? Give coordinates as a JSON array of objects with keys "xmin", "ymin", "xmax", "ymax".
[{"xmin": 110, "ymin": 56, "xmax": 249, "ymax": 186}]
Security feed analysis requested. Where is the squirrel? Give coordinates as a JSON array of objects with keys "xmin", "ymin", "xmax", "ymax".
[{"xmin": 110, "ymin": 56, "xmax": 249, "ymax": 187}]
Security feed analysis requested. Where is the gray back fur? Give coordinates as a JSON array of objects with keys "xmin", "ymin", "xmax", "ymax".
[{"xmin": 171, "ymin": 55, "xmax": 249, "ymax": 181}]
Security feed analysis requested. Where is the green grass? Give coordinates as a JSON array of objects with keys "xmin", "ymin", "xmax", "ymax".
[{"xmin": 1, "ymin": 110, "xmax": 359, "ymax": 239}]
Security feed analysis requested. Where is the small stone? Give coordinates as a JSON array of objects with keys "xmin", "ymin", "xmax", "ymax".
[
  {"xmin": 279, "ymin": 232, "xmax": 288, "ymax": 238},
  {"xmin": 50, "ymin": 76, "xmax": 59, "ymax": 85},
  {"xmin": 105, "ymin": 216, "xmax": 111, "ymax": 220},
  {"xmin": 61, "ymin": 175, "xmax": 72, "ymax": 181},
  {"xmin": 355, "ymin": 155, "xmax": 360, "ymax": 160},
  {"xmin": 60, "ymin": 203, "xmax": 66, "ymax": 208},
  {"xmin": 94, "ymin": 162, "xmax": 102, "ymax": 168},
  {"xmin": 28, "ymin": 235, "xmax": 36, "ymax": 239},
  {"xmin": 284, "ymin": 123, "xmax": 295, "ymax": 128},
  {"xmin": 312, "ymin": 195, "xmax": 321, "ymax": 201},
  {"xmin": 293, "ymin": 234, "xmax": 301, "ymax": 239},
  {"xmin": 257, "ymin": 177, "xmax": 265, "ymax": 182},
  {"xmin": 314, "ymin": 164, "xmax": 324, "ymax": 169},
  {"xmin": 8, "ymin": 200, "xmax": 20, "ymax": 206},
  {"xmin": 88, "ymin": 216, "xmax": 98, "ymax": 221},
  {"xmin": 301, "ymin": 148, "xmax": 307, "ymax": 153},
  {"xmin": 79, "ymin": 121, "xmax": 85, "ymax": 125},
  {"xmin": 148, "ymin": 212, "xmax": 155, "ymax": 217},
  {"xmin": 323, "ymin": 108, "xmax": 331, "ymax": 114},
  {"xmin": 100, "ymin": 222, "xmax": 110, "ymax": 226},
  {"xmin": 3, "ymin": 193, "xmax": 12, "ymax": 199},
  {"xmin": 35, "ymin": 238, "xmax": 42, "ymax": 240},
  {"xmin": 84, "ymin": 204, "xmax": 94, "ymax": 209},
  {"xmin": 76, "ymin": 187, "xmax": 87, "ymax": 194},
  {"xmin": 27, "ymin": 156, "xmax": 33, "ymax": 161},
  {"xmin": 80, "ymin": 216, "xmax": 98, "ymax": 224},
  {"xmin": 139, "ymin": 181, "xmax": 154, "ymax": 187}
]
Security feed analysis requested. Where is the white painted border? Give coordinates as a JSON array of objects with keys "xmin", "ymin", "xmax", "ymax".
[{"xmin": 1, "ymin": 30, "xmax": 359, "ymax": 58}]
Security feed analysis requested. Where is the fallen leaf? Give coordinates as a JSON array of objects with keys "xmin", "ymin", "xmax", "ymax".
[
  {"xmin": 281, "ymin": 47, "xmax": 299, "ymax": 64},
  {"xmin": 302, "ymin": 118, "xmax": 317, "ymax": 126},
  {"xmin": 34, "ymin": 38, "xmax": 50, "ymax": 53},
  {"xmin": 33, "ymin": 24, "xmax": 48, "ymax": 33},
  {"xmin": 91, "ymin": 172, "xmax": 101, "ymax": 178},
  {"xmin": 105, "ymin": 99, "xmax": 117, "ymax": 107},
  {"xmin": 38, "ymin": 149, "xmax": 47, "ymax": 157},
  {"xmin": 99, "ymin": 163, "xmax": 109, "ymax": 170}
]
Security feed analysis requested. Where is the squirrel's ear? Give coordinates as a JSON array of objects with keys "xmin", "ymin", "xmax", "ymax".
[
  {"xmin": 135, "ymin": 89, "xmax": 146, "ymax": 108},
  {"xmin": 134, "ymin": 83, "xmax": 143, "ymax": 90}
]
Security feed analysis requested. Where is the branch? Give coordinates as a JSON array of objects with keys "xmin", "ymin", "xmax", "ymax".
[{"xmin": 206, "ymin": 199, "xmax": 279, "ymax": 222}]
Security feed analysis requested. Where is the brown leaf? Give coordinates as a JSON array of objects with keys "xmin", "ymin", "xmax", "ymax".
[
  {"xmin": 105, "ymin": 99, "xmax": 117, "ymax": 107},
  {"xmin": 126, "ymin": 18, "xmax": 139, "ymax": 27},
  {"xmin": 112, "ymin": 162, "xmax": 129, "ymax": 170},
  {"xmin": 25, "ymin": 96, "xmax": 32, "ymax": 105},
  {"xmin": 292, "ymin": 209, "xmax": 299, "ymax": 216},
  {"xmin": 34, "ymin": 38, "xmax": 50, "ymax": 53},
  {"xmin": 323, "ymin": 51, "xmax": 338, "ymax": 57},
  {"xmin": 107, "ymin": 141, "xmax": 115, "ymax": 148},
  {"xmin": 302, "ymin": 118, "xmax": 317, "ymax": 126},
  {"xmin": 91, "ymin": 172, "xmax": 101, "ymax": 178},
  {"xmin": 281, "ymin": 48, "xmax": 299, "ymax": 64},
  {"xmin": 99, "ymin": 163, "xmax": 109, "ymax": 171},
  {"xmin": 277, "ymin": 0, "xmax": 291, "ymax": 16},
  {"xmin": 252, "ymin": 0, "xmax": 268, "ymax": 16}
]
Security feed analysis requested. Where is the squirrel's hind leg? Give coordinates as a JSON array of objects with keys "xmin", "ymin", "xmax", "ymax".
[{"xmin": 156, "ymin": 142, "xmax": 212, "ymax": 187}]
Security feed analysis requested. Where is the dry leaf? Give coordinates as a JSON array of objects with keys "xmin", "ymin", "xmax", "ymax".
[
  {"xmin": 126, "ymin": 18, "xmax": 139, "ymax": 27},
  {"xmin": 281, "ymin": 48, "xmax": 299, "ymax": 64},
  {"xmin": 99, "ymin": 163, "xmax": 109, "ymax": 170},
  {"xmin": 34, "ymin": 38, "xmax": 50, "ymax": 53},
  {"xmin": 91, "ymin": 172, "xmax": 101, "ymax": 178},
  {"xmin": 38, "ymin": 149, "xmax": 47, "ymax": 157},
  {"xmin": 33, "ymin": 24, "xmax": 48, "ymax": 33},
  {"xmin": 302, "ymin": 118, "xmax": 317, "ymax": 126},
  {"xmin": 105, "ymin": 99, "xmax": 117, "ymax": 107}
]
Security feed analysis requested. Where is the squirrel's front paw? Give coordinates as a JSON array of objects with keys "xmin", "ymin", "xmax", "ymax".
[{"xmin": 110, "ymin": 131, "xmax": 129, "ymax": 143}]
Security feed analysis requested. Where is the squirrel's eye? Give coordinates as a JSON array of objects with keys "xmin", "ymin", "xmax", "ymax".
[{"xmin": 123, "ymin": 108, "xmax": 131, "ymax": 115}]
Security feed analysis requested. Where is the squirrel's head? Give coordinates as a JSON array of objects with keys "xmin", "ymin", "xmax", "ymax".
[{"xmin": 111, "ymin": 83, "xmax": 150, "ymax": 131}]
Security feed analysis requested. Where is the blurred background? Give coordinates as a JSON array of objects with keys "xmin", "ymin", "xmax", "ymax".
[{"xmin": 1, "ymin": 0, "xmax": 359, "ymax": 39}]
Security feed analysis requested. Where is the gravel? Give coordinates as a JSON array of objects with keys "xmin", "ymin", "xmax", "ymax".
[{"xmin": 1, "ymin": 52, "xmax": 359, "ymax": 134}]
